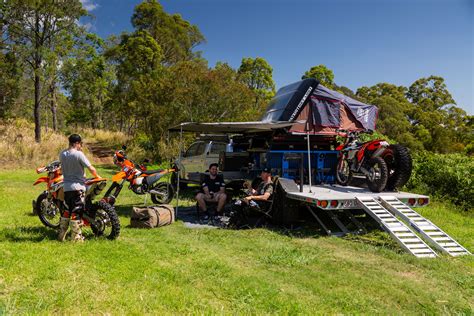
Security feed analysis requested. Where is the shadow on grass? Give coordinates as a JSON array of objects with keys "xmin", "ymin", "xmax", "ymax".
[{"xmin": 1, "ymin": 225, "xmax": 58, "ymax": 242}]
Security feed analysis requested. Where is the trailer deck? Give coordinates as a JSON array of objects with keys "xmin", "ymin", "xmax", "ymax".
[{"xmin": 285, "ymin": 184, "xmax": 429, "ymax": 210}]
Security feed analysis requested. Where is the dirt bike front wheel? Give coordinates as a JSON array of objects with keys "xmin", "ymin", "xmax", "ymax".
[
  {"xmin": 91, "ymin": 200, "xmax": 120, "ymax": 240},
  {"xmin": 150, "ymin": 182, "xmax": 174, "ymax": 204},
  {"xmin": 366, "ymin": 157, "xmax": 388, "ymax": 193},
  {"xmin": 36, "ymin": 192, "xmax": 61, "ymax": 229},
  {"xmin": 336, "ymin": 158, "xmax": 352, "ymax": 186}
]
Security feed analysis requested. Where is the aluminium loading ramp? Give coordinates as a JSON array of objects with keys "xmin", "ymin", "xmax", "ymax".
[
  {"xmin": 356, "ymin": 197, "xmax": 437, "ymax": 258},
  {"xmin": 379, "ymin": 196, "xmax": 471, "ymax": 257},
  {"xmin": 277, "ymin": 181, "xmax": 470, "ymax": 258}
]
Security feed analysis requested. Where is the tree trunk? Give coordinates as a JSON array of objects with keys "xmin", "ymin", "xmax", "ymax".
[
  {"xmin": 50, "ymin": 84, "xmax": 57, "ymax": 131},
  {"xmin": 34, "ymin": 72, "xmax": 41, "ymax": 142}
]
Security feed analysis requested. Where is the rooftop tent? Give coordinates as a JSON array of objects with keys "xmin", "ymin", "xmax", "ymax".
[
  {"xmin": 261, "ymin": 78, "xmax": 319, "ymax": 122},
  {"xmin": 261, "ymin": 79, "xmax": 378, "ymax": 135}
]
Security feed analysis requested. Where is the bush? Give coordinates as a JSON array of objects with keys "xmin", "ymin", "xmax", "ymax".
[{"xmin": 406, "ymin": 151, "xmax": 474, "ymax": 211}]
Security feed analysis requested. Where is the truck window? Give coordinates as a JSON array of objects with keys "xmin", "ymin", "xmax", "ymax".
[
  {"xmin": 210, "ymin": 142, "xmax": 226, "ymax": 154},
  {"xmin": 185, "ymin": 142, "xmax": 202, "ymax": 157},
  {"xmin": 195, "ymin": 142, "xmax": 207, "ymax": 156}
]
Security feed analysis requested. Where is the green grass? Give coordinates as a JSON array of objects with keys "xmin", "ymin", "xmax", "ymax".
[{"xmin": 0, "ymin": 166, "xmax": 473, "ymax": 314}]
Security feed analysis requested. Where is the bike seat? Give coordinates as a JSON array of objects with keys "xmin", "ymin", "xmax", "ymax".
[{"xmin": 141, "ymin": 169, "xmax": 164, "ymax": 175}]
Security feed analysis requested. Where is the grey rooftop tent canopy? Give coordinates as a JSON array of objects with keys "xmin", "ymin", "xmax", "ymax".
[{"xmin": 262, "ymin": 79, "xmax": 378, "ymax": 135}]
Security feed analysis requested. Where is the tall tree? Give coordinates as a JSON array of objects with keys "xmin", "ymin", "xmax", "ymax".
[
  {"xmin": 302, "ymin": 64, "xmax": 335, "ymax": 88},
  {"xmin": 406, "ymin": 75, "xmax": 455, "ymax": 111},
  {"xmin": 238, "ymin": 57, "xmax": 275, "ymax": 109},
  {"xmin": 131, "ymin": 0, "xmax": 205, "ymax": 64},
  {"xmin": 62, "ymin": 33, "xmax": 114, "ymax": 129},
  {"xmin": 6, "ymin": 0, "xmax": 86, "ymax": 142}
]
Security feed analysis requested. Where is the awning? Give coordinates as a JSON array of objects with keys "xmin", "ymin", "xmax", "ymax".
[{"xmin": 168, "ymin": 121, "xmax": 297, "ymax": 134}]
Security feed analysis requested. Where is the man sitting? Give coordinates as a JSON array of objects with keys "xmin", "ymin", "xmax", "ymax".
[
  {"xmin": 195, "ymin": 163, "xmax": 227, "ymax": 217},
  {"xmin": 242, "ymin": 167, "xmax": 274, "ymax": 207}
]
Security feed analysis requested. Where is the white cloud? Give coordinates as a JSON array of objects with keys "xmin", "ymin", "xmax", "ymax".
[
  {"xmin": 80, "ymin": 0, "xmax": 99, "ymax": 12},
  {"xmin": 76, "ymin": 20, "xmax": 95, "ymax": 31}
]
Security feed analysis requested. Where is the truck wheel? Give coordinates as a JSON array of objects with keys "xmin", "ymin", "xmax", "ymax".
[{"xmin": 171, "ymin": 172, "xmax": 187, "ymax": 190}]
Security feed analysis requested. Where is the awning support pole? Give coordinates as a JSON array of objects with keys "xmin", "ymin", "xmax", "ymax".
[
  {"xmin": 176, "ymin": 124, "xmax": 183, "ymax": 218},
  {"xmin": 306, "ymin": 130, "xmax": 312, "ymax": 193}
]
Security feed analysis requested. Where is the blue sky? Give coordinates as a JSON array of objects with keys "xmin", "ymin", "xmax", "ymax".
[{"xmin": 80, "ymin": 0, "xmax": 473, "ymax": 114}]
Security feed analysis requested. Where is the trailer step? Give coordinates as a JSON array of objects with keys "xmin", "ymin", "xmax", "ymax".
[
  {"xmin": 379, "ymin": 196, "xmax": 471, "ymax": 257},
  {"xmin": 356, "ymin": 197, "xmax": 437, "ymax": 258}
]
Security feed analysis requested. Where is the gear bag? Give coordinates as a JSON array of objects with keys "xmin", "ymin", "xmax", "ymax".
[{"xmin": 130, "ymin": 205, "xmax": 175, "ymax": 228}]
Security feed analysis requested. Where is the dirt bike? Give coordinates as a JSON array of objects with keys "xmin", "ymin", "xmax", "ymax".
[
  {"xmin": 33, "ymin": 160, "xmax": 64, "ymax": 229},
  {"xmin": 102, "ymin": 147, "xmax": 176, "ymax": 206},
  {"xmin": 33, "ymin": 161, "xmax": 121, "ymax": 239},
  {"xmin": 336, "ymin": 131, "xmax": 389, "ymax": 192},
  {"xmin": 336, "ymin": 131, "xmax": 413, "ymax": 192}
]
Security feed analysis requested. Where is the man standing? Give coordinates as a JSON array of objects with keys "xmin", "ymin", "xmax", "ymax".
[
  {"xmin": 195, "ymin": 163, "xmax": 227, "ymax": 217},
  {"xmin": 58, "ymin": 134, "xmax": 100, "ymax": 242}
]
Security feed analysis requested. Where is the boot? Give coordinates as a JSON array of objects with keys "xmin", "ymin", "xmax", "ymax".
[
  {"xmin": 69, "ymin": 219, "xmax": 84, "ymax": 242},
  {"xmin": 57, "ymin": 217, "xmax": 70, "ymax": 242}
]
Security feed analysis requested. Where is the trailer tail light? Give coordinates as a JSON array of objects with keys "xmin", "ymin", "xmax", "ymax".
[
  {"xmin": 330, "ymin": 200, "xmax": 338, "ymax": 207},
  {"xmin": 320, "ymin": 200, "xmax": 328, "ymax": 208},
  {"xmin": 418, "ymin": 198, "xmax": 429, "ymax": 206},
  {"xmin": 408, "ymin": 198, "xmax": 416, "ymax": 206}
]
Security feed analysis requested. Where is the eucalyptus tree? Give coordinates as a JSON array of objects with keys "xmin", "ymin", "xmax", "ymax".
[{"xmin": 6, "ymin": 0, "xmax": 86, "ymax": 142}]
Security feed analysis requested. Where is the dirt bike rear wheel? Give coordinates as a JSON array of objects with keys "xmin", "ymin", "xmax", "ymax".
[
  {"xmin": 336, "ymin": 158, "xmax": 352, "ymax": 186},
  {"xmin": 384, "ymin": 144, "xmax": 412, "ymax": 191},
  {"xmin": 36, "ymin": 192, "xmax": 61, "ymax": 229},
  {"xmin": 91, "ymin": 201, "xmax": 120, "ymax": 240},
  {"xmin": 150, "ymin": 182, "xmax": 174, "ymax": 204},
  {"xmin": 366, "ymin": 157, "xmax": 388, "ymax": 192}
]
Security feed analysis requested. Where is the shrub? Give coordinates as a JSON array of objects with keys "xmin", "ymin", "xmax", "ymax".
[{"xmin": 406, "ymin": 151, "xmax": 474, "ymax": 211}]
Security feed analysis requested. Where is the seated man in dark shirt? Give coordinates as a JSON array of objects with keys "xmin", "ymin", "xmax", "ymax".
[
  {"xmin": 242, "ymin": 167, "xmax": 274, "ymax": 207},
  {"xmin": 195, "ymin": 163, "xmax": 227, "ymax": 216}
]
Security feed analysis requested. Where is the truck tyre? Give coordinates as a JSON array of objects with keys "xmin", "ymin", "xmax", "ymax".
[{"xmin": 384, "ymin": 144, "xmax": 412, "ymax": 191}]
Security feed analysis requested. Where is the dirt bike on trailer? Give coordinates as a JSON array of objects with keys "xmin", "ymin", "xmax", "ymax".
[
  {"xmin": 33, "ymin": 161, "xmax": 120, "ymax": 239},
  {"xmin": 102, "ymin": 146, "xmax": 176, "ymax": 206},
  {"xmin": 336, "ymin": 131, "xmax": 412, "ymax": 192}
]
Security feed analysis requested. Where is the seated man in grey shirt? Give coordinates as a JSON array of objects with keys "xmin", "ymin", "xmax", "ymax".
[{"xmin": 58, "ymin": 134, "xmax": 100, "ymax": 242}]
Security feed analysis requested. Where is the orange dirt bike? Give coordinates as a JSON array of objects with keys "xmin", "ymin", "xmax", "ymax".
[
  {"xmin": 33, "ymin": 161, "xmax": 120, "ymax": 239},
  {"xmin": 102, "ymin": 147, "xmax": 176, "ymax": 206}
]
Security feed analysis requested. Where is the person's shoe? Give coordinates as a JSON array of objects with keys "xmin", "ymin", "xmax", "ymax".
[
  {"xmin": 69, "ymin": 220, "xmax": 84, "ymax": 242},
  {"xmin": 57, "ymin": 217, "xmax": 70, "ymax": 242}
]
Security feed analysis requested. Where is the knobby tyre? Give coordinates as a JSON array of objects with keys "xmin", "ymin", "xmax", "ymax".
[
  {"xmin": 366, "ymin": 157, "xmax": 388, "ymax": 192},
  {"xmin": 36, "ymin": 192, "xmax": 61, "ymax": 229},
  {"xmin": 91, "ymin": 200, "xmax": 120, "ymax": 240},
  {"xmin": 384, "ymin": 144, "xmax": 412, "ymax": 191},
  {"xmin": 336, "ymin": 158, "xmax": 352, "ymax": 186},
  {"xmin": 151, "ymin": 182, "xmax": 174, "ymax": 204}
]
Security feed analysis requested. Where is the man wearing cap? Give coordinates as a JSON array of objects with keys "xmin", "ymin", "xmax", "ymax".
[
  {"xmin": 243, "ymin": 167, "xmax": 274, "ymax": 206},
  {"xmin": 58, "ymin": 134, "xmax": 100, "ymax": 242}
]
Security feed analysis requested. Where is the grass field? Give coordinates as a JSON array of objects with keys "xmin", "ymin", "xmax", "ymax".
[{"xmin": 0, "ymin": 166, "xmax": 473, "ymax": 314}]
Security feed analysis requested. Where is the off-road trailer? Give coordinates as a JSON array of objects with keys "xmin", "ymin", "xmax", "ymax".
[{"xmin": 169, "ymin": 79, "xmax": 471, "ymax": 258}]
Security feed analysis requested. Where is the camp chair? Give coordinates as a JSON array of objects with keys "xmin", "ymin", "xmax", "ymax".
[{"xmin": 228, "ymin": 176, "xmax": 278, "ymax": 229}]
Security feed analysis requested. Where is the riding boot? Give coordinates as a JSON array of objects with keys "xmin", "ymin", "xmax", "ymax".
[
  {"xmin": 57, "ymin": 217, "xmax": 70, "ymax": 242},
  {"xmin": 69, "ymin": 219, "xmax": 84, "ymax": 242}
]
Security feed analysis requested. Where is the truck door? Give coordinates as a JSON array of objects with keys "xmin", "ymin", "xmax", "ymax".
[
  {"xmin": 207, "ymin": 141, "xmax": 227, "ymax": 171},
  {"xmin": 181, "ymin": 142, "xmax": 202, "ymax": 179}
]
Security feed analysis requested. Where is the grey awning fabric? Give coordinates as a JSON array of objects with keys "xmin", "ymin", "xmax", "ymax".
[{"xmin": 168, "ymin": 121, "xmax": 297, "ymax": 134}]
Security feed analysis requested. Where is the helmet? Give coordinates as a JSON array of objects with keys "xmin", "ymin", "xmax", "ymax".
[{"xmin": 113, "ymin": 150, "xmax": 126, "ymax": 165}]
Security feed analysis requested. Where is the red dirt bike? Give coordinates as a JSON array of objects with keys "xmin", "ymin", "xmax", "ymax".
[
  {"xmin": 102, "ymin": 146, "xmax": 176, "ymax": 206},
  {"xmin": 336, "ymin": 131, "xmax": 412, "ymax": 192},
  {"xmin": 33, "ymin": 161, "xmax": 120, "ymax": 239}
]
